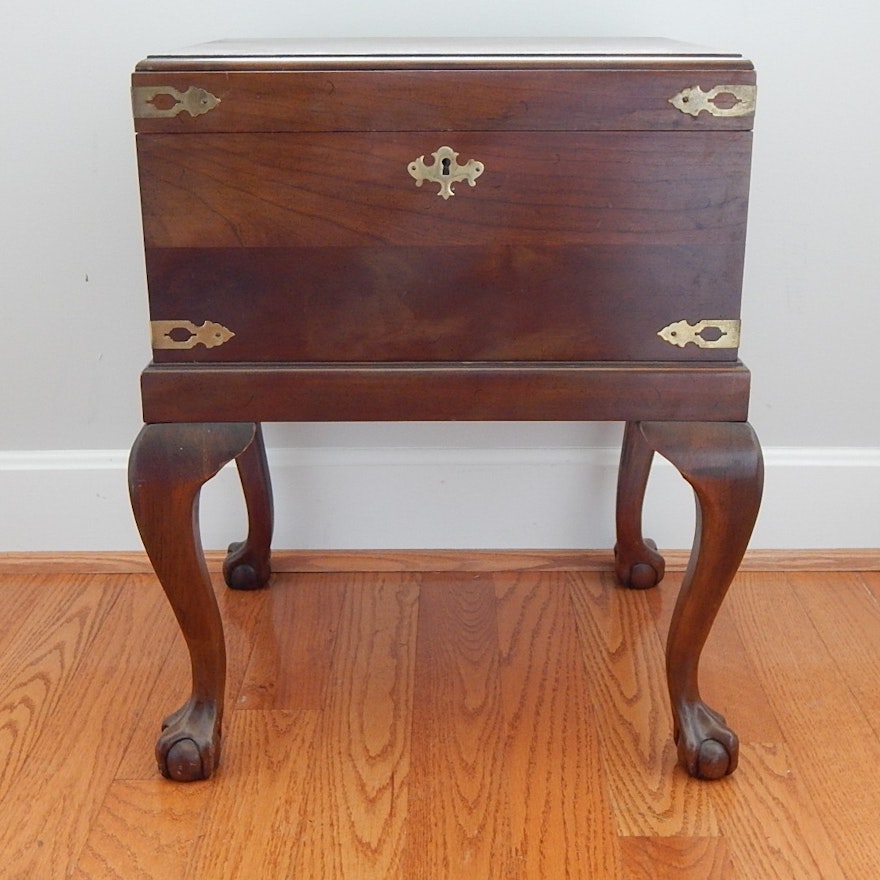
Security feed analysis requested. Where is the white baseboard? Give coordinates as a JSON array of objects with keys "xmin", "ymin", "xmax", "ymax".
[{"xmin": 1, "ymin": 445, "xmax": 878, "ymax": 552}]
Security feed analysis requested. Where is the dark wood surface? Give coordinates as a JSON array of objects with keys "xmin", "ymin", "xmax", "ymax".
[
  {"xmin": 144, "ymin": 244, "xmax": 746, "ymax": 364},
  {"xmin": 128, "ymin": 423, "xmax": 259, "ymax": 779},
  {"xmin": 132, "ymin": 68, "xmax": 755, "ymax": 134},
  {"xmin": 615, "ymin": 420, "xmax": 764, "ymax": 778},
  {"xmin": 138, "ymin": 128, "xmax": 750, "ymax": 365},
  {"xmin": 222, "ymin": 423, "xmax": 274, "ymax": 592},
  {"xmin": 140, "ymin": 362, "xmax": 752, "ymax": 423},
  {"xmin": 138, "ymin": 131, "xmax": 751, "ymax": 250}
]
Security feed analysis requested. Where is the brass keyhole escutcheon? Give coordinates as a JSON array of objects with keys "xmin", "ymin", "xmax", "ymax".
[{"xmin": 408, "ymin": 146, "xmax": 484, "ymax": 199}]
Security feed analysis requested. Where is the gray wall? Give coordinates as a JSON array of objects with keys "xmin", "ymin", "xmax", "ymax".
[{"xmin": 2, "ymin": 1, "xmax": 878, "ymax": 551}]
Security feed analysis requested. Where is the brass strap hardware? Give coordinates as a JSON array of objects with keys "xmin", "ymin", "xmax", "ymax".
[
  {"xmin": 132, "ymin": 85, "xmax": 221, "ymax": 119},
  {"xmin": 658, "ymin": 319, "xmax": 741, "ymax": 349},
  {"xmin": 668, "ymin": 84, "xmax": 756, "ymax": 118},
  {"xmin": 408, "ymin": 146, "xmax": 484, "ymax": 200},
  {"xmin": 151, "ymin": 320, "xmax": 235, "ymax": 350}
]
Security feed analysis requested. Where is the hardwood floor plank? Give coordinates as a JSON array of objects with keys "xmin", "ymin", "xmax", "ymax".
[
  {"xmin": 0, "ymin": 574, "xmax": 53, "ymax": 648},
  {"xmin": 0, "ymin": 574, "xmax": 122, "ymax": 797},
  {"xmin": 791, "ymin": 571, "xmax": 880, "ymax": 735},
  {"xmin": 0, "ymin": 574, "xmax": 177, "ymax": 878},
  {"xmin": 728, "ymin": 572, "xmax": 880, "ymax": 878},
  {"xmin": 70, "ymin": 780, "xmax": 211, "ymax": 880},
  {"xmin": 862, "ymin": 569, "xmax": 880, "ymax": 600},
  {"xmin": 184, "ymin": 710, "xmax": 319, "ymax": 879},
  {"xmin": 569, "ymin": 571, "xmax": 720, "ymax": 837},
  {"xmin": 238, "ymin": 573, "xmax": 345, "ymax": 709},
  {"xmin": 645, "ymin": 573, "xmax": 785, "ymax": 743},
  {"xmin": 293, "ymin": 573, "xmax": 419, "ymax": 879},
  {"xmin": 402, "ymin": 573, "xmax": 516, "ymax": 880},
  {"xmin": 712, "ymin": 741, "xmax": 846, "ymax": 879},
  {"xmin": 619, "ymin": 836, "xmax": 731, "ymax": 879},
  {"xmin": 115, "ymin": 572, "xmax": 269, "ymax": 779},
  {"xmin": 494, "ymin": 571, "xmax": 622, "ymax": 879}
]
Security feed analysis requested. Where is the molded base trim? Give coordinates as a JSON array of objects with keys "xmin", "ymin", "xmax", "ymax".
[{"xmin": 1, "ymin": 547, "xmax": 879, "ymax": 575}]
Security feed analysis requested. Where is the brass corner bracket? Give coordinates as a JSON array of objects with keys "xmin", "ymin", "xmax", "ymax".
[
  {"xmin": 658, "ymin": 319, "xmax": 741, "ymax": 349},
  {"xmin": 133, "ymin": 85, "xmax": 221, "ymax": 119},
  {"xmin": 669, "ymin": 85, "xmax": 756, "ymax": 118},
  {"xmin": 151, "ymin": 320, "xmax": 235, "ymax": 350}
]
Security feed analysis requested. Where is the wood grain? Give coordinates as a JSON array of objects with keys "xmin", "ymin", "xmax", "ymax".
[
  {"xmin": 292, "ymin": 572, "xmax": 419, "ymax": 879},
  {"xmin": 185, "ymin": 710, "xmax": 319, "ymax": 879},
  {"xmin": 729, "ymin": 573, "xmax": 880, "ymax": 878},
  {"xmin": 71, "ymin": 781, "xmax": 210, "ymax": 880},
  {"xmin": 132, "ymin": 67, "xmax": 755, "ymax": 134},
  {"xmin": 711, "ymin": 742, "xmax": 844, "ymax": 879},
  {"xmin": 116, "ymin": 572, "xmax": 269, "ymax": 780},
  {"xmin": 0, "ymin": 574, "xmax": 121, "ymax": 796},
  {"xmin": 645, "ymin": 573, "xmax": 784, "ymax": 743},
  {"xmin": 789, "ymin": 571, "xmax": 880, "ymax": 734},
  {"xmin": 569, "ymin": 570, "xmax": 720, "ymax": 836},
  {"xmin": 619, "ymin": 836, "xmax": 731, "ymax": 879},
  {"xmin": 139, "ymin": 361, "xmax": 753, "ymax": 424},
  {"xmin": 404, "ymin": 573, "xmax": 512, "ymax": 879},
  {"xmin": 4, "ymin": 568, "xmax": 880, "ymax": 877},
  {"xmin": 238, "ymin": 574, "xmax": 345, "ymax": 709},
  {"xmin": 0, "ymin": 574, "xmax": 46, "ymax": 646},
  {"xmin": 145, "ymin": 243, "xmax": 745, "ymax": 364},
  {"xmin": 493, "ymin": 570, "xmax": 622, "ymax": 878},
  {"xmin": 0, "ymin": 575, "xmax": 176, "ymax": 878},
  {"xmin": 3, "ymin": 548, "xmax": 879, "ymax": 575}
]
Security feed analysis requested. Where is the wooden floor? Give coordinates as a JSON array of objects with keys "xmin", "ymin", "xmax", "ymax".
[{"xmin": 1, "ymin": 565, "xmax": 880, "ymax": 878}]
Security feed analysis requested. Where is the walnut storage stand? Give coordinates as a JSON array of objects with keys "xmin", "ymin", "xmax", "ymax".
[{"xmin": 128, "ymin": 38, "xmax": 763, "ymax": 783}]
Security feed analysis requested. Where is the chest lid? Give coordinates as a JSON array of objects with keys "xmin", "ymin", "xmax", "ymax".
[{"xmin": 132, "ymin": 37, "xmax": 756, "ymax": 133}]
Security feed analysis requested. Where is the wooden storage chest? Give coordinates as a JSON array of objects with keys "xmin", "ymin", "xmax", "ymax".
[{"xmin": 128, "ymin": 38, "xmax": 763, "ymax": 782}]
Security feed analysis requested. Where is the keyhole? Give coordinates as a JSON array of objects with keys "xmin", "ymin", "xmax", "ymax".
[
  {"xmin": 698, "ymin": 325, "xmax": 724, "ymax": 342},
  {"xmin": 441, "ymin": 157, "xmax": 451, "ymax": 176},
  {"xmin": 167, "ymin": 326, "xmax": 196, "ymax": 343}
]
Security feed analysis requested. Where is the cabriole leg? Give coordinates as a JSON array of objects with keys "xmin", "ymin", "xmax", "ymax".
[
  {"xmin": 614, "ymin": 420, "xmax": 667, "ymax": 589},
  {"xmin": 128, "ymin": 421, "xmax": 257, "ymax": 781},
  {"xmin": 638, "ymin": 420, "xmax": 763, "ymax": 780},
  {"xmin": 223, "ymin": 423, "xmax": 274, "ymax": 590}
]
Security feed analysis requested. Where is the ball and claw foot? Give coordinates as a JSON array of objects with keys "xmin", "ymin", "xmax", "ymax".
[
  {"xmin": 614, "ymin": 538, "xmax": 666, "ymax": 590},
  {"xmin": 674, "ymin": 701, "xmax": 739, "ymax": 780},
  {"xmin": 157, "ymin": 700, "xmax": 221, "ymax": 781},
  {"xmin": 223, "ymin": 541, "xmax": 271, "ymax": 591}
]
